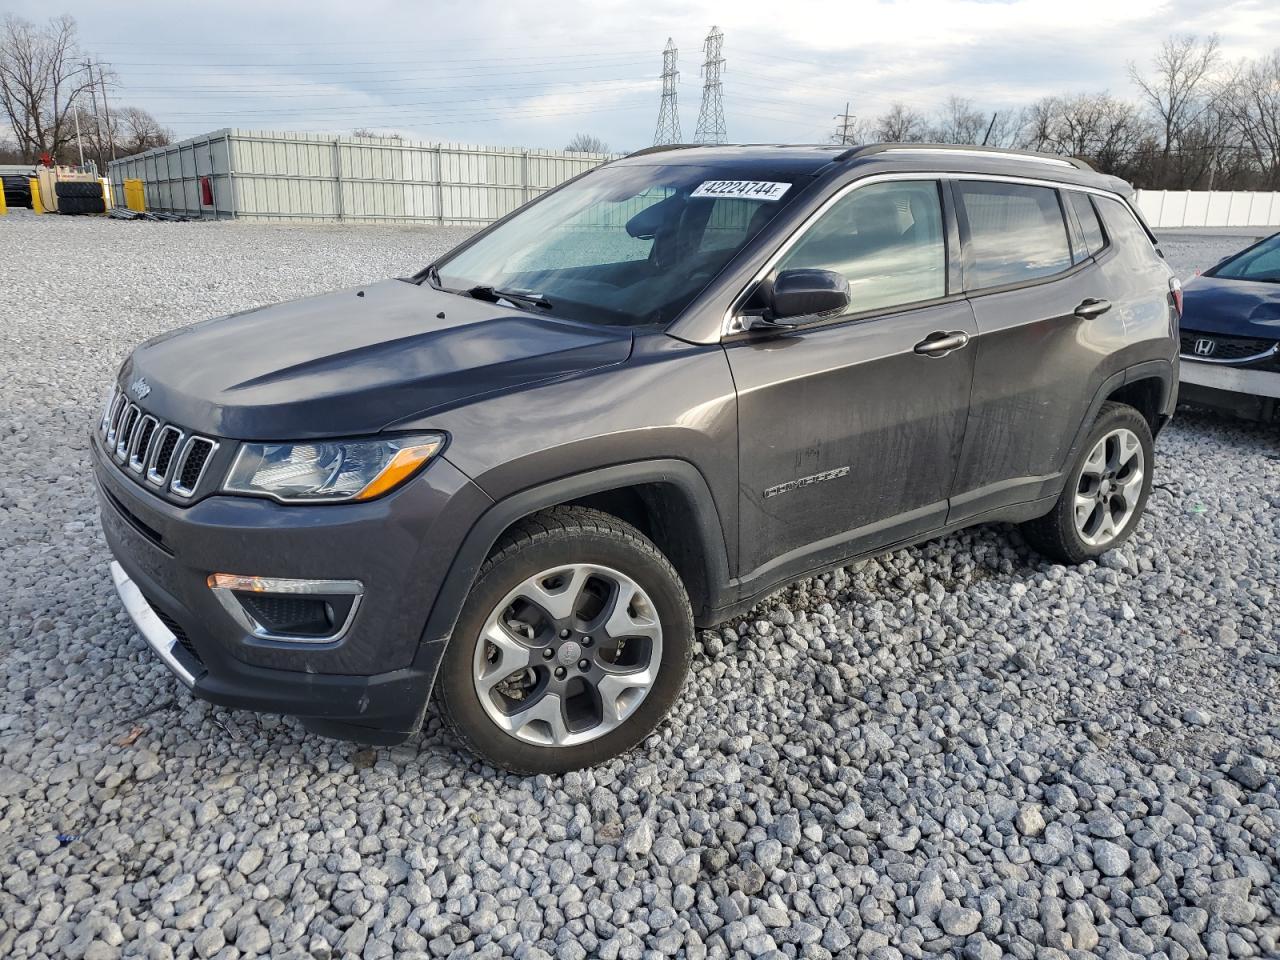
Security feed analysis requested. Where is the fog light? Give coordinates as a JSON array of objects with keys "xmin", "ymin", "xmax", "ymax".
[{"xmin": 207, "ymin": 574, "xmax": 363, "ymax": 644}]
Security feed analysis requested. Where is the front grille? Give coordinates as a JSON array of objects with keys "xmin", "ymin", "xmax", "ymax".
[
  {"xmin": 99, "ymin": 385, "xmax": 219, "ymax": 501},
  {"xmin": 1180, "ymin": 333, "xmax": 1277, "ymax": 363}
]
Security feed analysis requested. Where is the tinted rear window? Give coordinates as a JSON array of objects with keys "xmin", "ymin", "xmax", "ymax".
[
  {"xmin": 958, "ymin": 182, "xmax": 1072, "ymax": 289},
  {"xmin": 1094, "ymin": 196, "xmax": 1162, "ymax": 266}
]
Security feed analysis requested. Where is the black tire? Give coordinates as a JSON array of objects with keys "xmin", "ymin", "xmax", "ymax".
[
  {"xmin": 1021, "ymin": 401, "xmax": 1154, "ymax": 564},
  {"xmin": 55, "ymin": 180, "xmax": 101, "ymax": 199},
  {"xmin": 57, "ymin": 196, "xmax": 105, "ymax": 215},
  {"xmin": 436, "ymin": 506, "xmax": 693, "ymax": 774}
]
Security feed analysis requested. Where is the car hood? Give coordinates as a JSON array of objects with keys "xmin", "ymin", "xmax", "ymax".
[
  {"xmin": 119, "ymin": 279, "xmax": 634, "ymax": 440},
  {"xmin": 1181, "ymin": 275, "xmax": 1280, "ymax": 339}
]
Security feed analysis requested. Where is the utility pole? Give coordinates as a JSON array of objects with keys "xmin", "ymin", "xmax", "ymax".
[
  {"xmin": 693, "ymin": 26, "xmax": 726, "ymax": 145},
  {"xmin": 86, "ymin": 60, "xmax": 106, "ymax": 174},
  {"xmin": 653, "ymin": 38, "xmax": 682, "ymax": 145},
  {"xmin": 834, "ymin": 102, "xmax": 856, "ymax": 145},
  {"xmin": 96, "ymin": 59, "xmax": 116, "ymax": 162}
]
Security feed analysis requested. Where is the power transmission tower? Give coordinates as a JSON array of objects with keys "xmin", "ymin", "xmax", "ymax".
[
  {"xmin": 653, "ymin": 38, "xmax": 682, "ymax": 145},
  {"xmin": 834, "ymin": 102, "xmax": 857, "ymax": 144},
  {"xmin": 693, "ymin": 26, "xmax": 726, "ymax": 145}
]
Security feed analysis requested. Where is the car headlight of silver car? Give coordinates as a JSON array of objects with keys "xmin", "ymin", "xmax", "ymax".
[{"xmin": 223, "ymin": 434, "xmax": 445, "ymax": 503}]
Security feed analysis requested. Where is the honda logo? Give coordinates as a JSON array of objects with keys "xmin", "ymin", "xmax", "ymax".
[{"xmin": 1194, "ymin": 338, "xmax": 1216, "ymax": 357}]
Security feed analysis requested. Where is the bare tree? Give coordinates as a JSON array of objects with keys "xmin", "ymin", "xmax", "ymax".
[
  {"xmin": 873, "ymin": 103, "xmax": 928, "ymax": 143},
  {"xmin": 0, "ymin": 14, "xmax": 98, "ymax": 163},
  {"xmin": 116, "ymin": 106, "xmax": 171, "ymax": 155},
  {"xmin": 1129, "ymin": 34, "xmax": 1222, "ymax": 181},
  {"xmin": 931, "ymin": 96, "xmax": 988, "ymax": 144},
  {"xmin": 352, "ymin": 127, "xmax": 403, "ymax": 140},
  {"xmin": 1220, "ymin": 51, "xmax": 1280, "ymax": 188},
  {"xmin": 565, "ymin": 132, "xmax": 609, "ymax": 154}
]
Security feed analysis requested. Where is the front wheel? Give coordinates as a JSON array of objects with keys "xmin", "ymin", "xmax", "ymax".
[
  {"xmin": 436, "ymin": 507, "xmax": 693, "ymax": 774},
  {"xmin": 1021, "ymin": 401, "xmax": 1155, "ymax": 564}
]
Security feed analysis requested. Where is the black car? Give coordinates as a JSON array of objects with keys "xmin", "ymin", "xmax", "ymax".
[
  {"xmin": 1179, "ymin": 231, "xmax": 1280, "ymax": 421},
  {"xmin": 2, "ymin": 171, "xmax": 33, "ymax": 209},
  {"xmin": 95, "ymin": 143, "xmax": 1179, "ymax": 772}
]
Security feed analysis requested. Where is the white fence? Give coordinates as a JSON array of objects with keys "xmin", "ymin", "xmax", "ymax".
[
  {"xmin": 1133, "ymin": 189, "xmax": 1280, "ymax": 229},
  {"xmin": 108, "ymin": 129, "xmax": 614, "ymax": 225}
]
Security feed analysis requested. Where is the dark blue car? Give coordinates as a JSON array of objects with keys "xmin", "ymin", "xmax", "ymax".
[{"xmin": 1178, "ymin": 230, "xmax": 1280, "ymax": 421}]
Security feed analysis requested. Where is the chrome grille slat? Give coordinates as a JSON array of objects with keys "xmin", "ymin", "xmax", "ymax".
[
  {"xmin": 101, "ymin": 389, "xmax": 218, "ymax": 501},
  {"xmin": 169, "ymin": 436, "xmax": 218, "ymax": 499},
  {"xmin": 128, "ymin": 416, "xmax": 158, "ymax": 473},
  {"xmin": 115, "ymin": 405, "xmax": 140, "ymax": 459},
  {"xmin": 146, "ymin": 426, "xmax": 183, "ymax": 487}
]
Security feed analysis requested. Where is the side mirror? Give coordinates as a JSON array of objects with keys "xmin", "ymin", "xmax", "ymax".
[{"xmin": 750, "ymin": 269, "xmax": 850, "ymax": 329}]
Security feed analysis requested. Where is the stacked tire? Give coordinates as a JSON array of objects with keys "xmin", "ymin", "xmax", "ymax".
[{"xmin": 55, "ymin": 180, "xmax": 106, "ymax": 215}]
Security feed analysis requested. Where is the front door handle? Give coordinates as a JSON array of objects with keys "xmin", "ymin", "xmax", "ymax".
[
  {"xmin": 1074, "ymin": 298, "xmax": 1111, "ymax": 319},
  {"xmin": 914, "ymin": 330, "xmax": 970, "ymax": 356}
]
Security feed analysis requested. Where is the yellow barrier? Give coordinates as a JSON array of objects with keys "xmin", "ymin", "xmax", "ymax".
[
  {"xmin": 0, "ymin": 184, "xmax": 6, "ymax": 215},
  {"xmin": 29, "ymin": 177, "xmax": 43, "ymax": 214},
  {"xmin": 124, "ymin": 178, "xmax": 146, "ymax": 212}
]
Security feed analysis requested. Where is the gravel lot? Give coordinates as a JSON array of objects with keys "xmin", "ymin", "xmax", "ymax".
[{"xmin": 0, "ymin": 211, "xmax": 1277, "ymax": 960}]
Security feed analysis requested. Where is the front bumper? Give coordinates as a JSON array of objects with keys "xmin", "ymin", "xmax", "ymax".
[
  {"xmin": 94, "ymin": 432, "xmax": 492, "ymax": 743},
  {"xmin": 1179, "ymin": 359, "xmax": 1280, "ymax": 420}
]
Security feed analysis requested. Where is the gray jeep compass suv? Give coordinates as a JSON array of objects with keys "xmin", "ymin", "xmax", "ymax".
[{"xmin": 95, "ymin": 143, "xmax": 1179, "ymax": 772}]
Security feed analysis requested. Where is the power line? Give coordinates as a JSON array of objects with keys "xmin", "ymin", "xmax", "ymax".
[
  {"xmin": 693, "ymin": 26, "xmax": 726, "ymax": 145},
  {"xmin": 653, "ymin": 38, "xmax": 682, "ymax": 145}
]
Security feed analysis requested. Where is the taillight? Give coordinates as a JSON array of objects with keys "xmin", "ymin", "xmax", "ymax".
[{"xmin": 1169, "ymin": 277, "xmax": 1183, "ymax": 317}]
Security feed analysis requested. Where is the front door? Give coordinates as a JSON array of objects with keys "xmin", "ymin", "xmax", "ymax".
[{"xmin": 726, "ymin": 178, "xmax": 976, "ymax": 589}]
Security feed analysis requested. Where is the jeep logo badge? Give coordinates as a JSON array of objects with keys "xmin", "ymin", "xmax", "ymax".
[
  {"xmin": 130, "ymin": 376, "xmax": 151, "ymax": 399},
  {"xmin": 1193, "ymin": 338, "xmax": 1216, "ymax": 357}
]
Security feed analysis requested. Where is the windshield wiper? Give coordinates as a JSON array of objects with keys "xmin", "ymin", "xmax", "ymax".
[{"xmin": 465, "ymin": 285, "xmax": 554, "ymax": 310}]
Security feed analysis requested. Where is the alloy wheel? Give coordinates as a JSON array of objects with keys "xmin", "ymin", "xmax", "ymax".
[
  {"xmin": 472, "ymin": 563, "xmax": 663, "ymax": 747},
  {"xmin": 1074, "ymin": 427, "xmax": 1145, "ymax": 548}
]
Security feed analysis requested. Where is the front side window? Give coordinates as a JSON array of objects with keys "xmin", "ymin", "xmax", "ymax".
[
  {"xmin": 433, "ymin": 164, "xmax": 804, "ymax": 327},
  {"xmin": 774, "ymin": 180, "xmax": 946, "ymax": 315},
  {"xmin": 1209, "ymin": 232, "xmax": 1280, "ymax": 283},
  {"xmin": 958, "ymin": 182, "xmax": 1072, "ymax": 289}
]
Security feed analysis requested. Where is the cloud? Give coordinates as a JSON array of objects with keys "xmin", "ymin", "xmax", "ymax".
[{"xmin": 8, "ymin": 0, "xmax": 1278, "ymax": 150}]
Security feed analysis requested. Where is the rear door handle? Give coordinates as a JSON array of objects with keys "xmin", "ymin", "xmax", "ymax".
[
  {"xmin": 1074, "ymin": 298, "xmax": 1111, "ymax": 319},
  {"xmin": 914, "ymin": 330, "xmax": 970, "ymax": 356}
]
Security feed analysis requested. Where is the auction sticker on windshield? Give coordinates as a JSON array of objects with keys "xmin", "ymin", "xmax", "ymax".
[{"xmin": 691, "ymin": 180, "xmax": 792, "ymax": 201}]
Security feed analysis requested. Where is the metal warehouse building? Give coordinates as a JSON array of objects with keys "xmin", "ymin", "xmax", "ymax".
[{"xmin": 108, "ymin": 129, "xmax": 613, "ymax": 225}]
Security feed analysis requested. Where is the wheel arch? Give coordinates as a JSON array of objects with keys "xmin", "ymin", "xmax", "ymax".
[{"xmin": 418, "ymin": 460, "xmax": 732, "ymax": 657}]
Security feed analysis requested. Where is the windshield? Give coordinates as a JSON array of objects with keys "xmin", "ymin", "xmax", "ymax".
[
  {"xmin": 432, "ymin": 163, "xmax": 806, "ymax": 326},
  {"xmin": 1210, "ymin": 232, "xmax": 1280, "ymax": 283}
]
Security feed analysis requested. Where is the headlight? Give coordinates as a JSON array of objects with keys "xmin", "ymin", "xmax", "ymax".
[{"xmin": 223, "ymin": 434, "xmax": 445, "ymax": 503}]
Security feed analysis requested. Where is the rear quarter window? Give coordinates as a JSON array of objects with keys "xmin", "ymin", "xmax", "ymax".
[{"xmin": 1094, "ymin": 196, "xmax": 1162, "ymax": 267}]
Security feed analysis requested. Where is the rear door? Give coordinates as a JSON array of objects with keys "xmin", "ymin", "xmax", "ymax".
[
  {"xmin": 948, "ymin": 180, "xmax": 1126, "ymax": 520},
  {"xmin": 726, "ymin": 178, "xmax": 977, "ymax": 587}
]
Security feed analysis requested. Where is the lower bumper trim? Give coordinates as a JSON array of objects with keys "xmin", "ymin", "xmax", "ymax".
[
  {"xmin": 110, "ymin": 560, "xmax": 202, "ymax": 687},
  {"xmin": 1180, "ymin": 360, "xmax": 1280, "ymax": 399}
]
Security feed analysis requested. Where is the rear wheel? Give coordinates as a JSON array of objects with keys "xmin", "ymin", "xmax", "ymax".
[
  {"xmin": 1022, "ymin": 401, "xmax": 1153, "ymax": 564},
  {"xmin": 436, "ymin": 507, "xmax": 692, "ymax": 773}
]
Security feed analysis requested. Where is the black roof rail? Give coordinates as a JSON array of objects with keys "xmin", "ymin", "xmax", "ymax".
[
  {"xmin": 835, "ymin": 142, "xmax": 1093, "ymax": 171},
  {"xmin": 623, "ymin": 143, "xmax": 708, "ymax": 159}
]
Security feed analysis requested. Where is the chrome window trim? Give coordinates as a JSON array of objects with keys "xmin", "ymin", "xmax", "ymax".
[
  {"xmin": 720, "ymin": 171, "xmax": 1128, "ymax": 337},
  {"xmin": 146, "ymin": 426, "xmax": 184, "ymax": 487},
  {"xmin": 207, "ymin": 576, "xmax": 365, "ymax": 645},
  {"xmin": 1179, "ymin": 342, "xmax": 1279, "ymax": 366},
  {"xmin": 169, "ymin": 436, "xmax": 219, "ymax": 499}
]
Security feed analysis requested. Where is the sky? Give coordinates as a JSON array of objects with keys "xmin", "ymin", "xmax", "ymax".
[{"xmin": 10, "ymin": 0, "xmax": 1280, "ymax": 153}]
